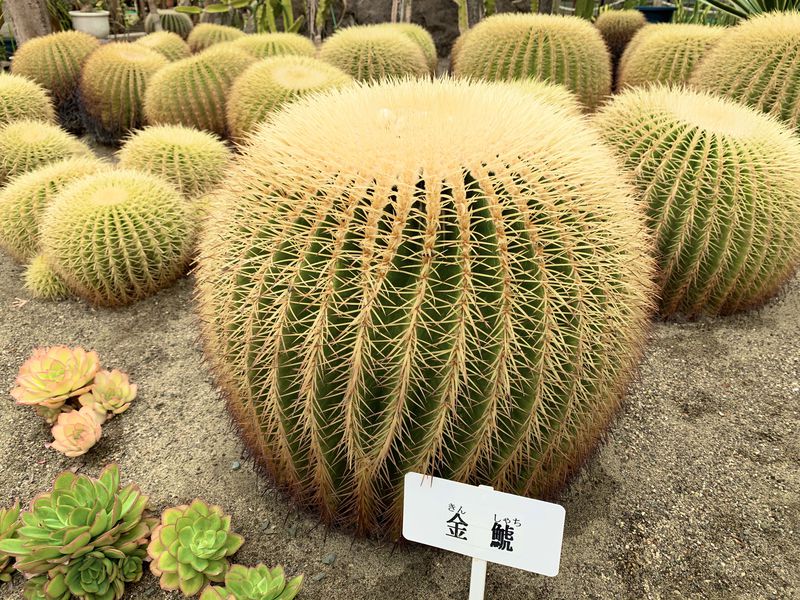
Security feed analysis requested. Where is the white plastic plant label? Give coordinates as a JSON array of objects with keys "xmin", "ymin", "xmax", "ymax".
[{"xmin": 402, "ymin": 472, "xmax": 565, "ymax": 576}]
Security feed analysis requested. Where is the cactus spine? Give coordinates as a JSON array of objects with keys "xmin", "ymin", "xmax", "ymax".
[
  {"xmin": 136, "ymin": 31, "xmax": 192, "ymax": 62},
  {"xmin": 187, "ymin": 23, "xmax": 246, "ymax": 53},
  {"xmin": 0, "ymin": 73, "xmax": 55, "ymax": 127},
  {"xmin": 195, "ymin": 79, "xmax": 654, "ymax": 536}
]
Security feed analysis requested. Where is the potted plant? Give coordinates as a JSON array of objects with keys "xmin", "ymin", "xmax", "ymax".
[
  {"xmin": 636, "ymin": 0, "xmax": 677, "ymax": 22},
  {"xmin": 69, "ymin": 0, "xmax": 110, "ymax": 38}
]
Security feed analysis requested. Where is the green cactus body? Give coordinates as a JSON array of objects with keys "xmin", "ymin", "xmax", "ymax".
[
  {"xmin": 39, "ymin": 170, "xmax": 195, "ymax": 306},
  {"xmin": 376, "ymin": 22, "xmax": 438, "ymax": 74},
  {"xmin": 227, "ymin": 56, "xmax": 352, "ymax": 142},
  {"xmin": 595, "ymin": 9, "xmax": 646, "ymax": 66},
  {"xmin": 691, "ymin": 12, "xmax": 800, "ymax": 134},
  {"xmin": 136, "ymin": 31, "xmax": 192, "ymax": 62},
  {"xmin": 118, "ymin": 125, "xmax": 232, "ymax": 197},
  {"xmin": 188, "ymin": 23, "xmax": 246, "ymax": 53},
  {"xmin": 0, "ymin": 121, "xmax": 93, "ymax": 187},
  {"xmin": 228, "ymin": 32, "xmax": 316, "ymax": 59},
  {"xmin": 618, "ymin": 24, "xmax": 724, "ymax": 90},
  {"xmin": 0, "ymin": 157, "xmax": 106, "ymax": 262},
  {"xmin": 144, "ymin": 45, "xmax": 256, "ymax": 137},
  {"xmin": 594, "ymin": 86, "xmax": 800, "ymax": 317},
  {"xmin": 319, "ymin": 25, "xmax": 430, "ymax": 83},
  {"xmin": 452, "ymin": 13, "xmax": 612, "ymax": 111},
  {"xmin": 145, "ymin": 9, "xmax": 194, "ymax": 40},
  {"xmin": 24, "ymin": 255, "xmax": 71, "ymax": 301},
  {"xmin": 195, "ymin": 79, "xmax": 655, "ymax": 536},
  {"xmin": 79, "ymin": 43, "xmax": 169, "ymax": 145},
  {"xmin": 0, "ymin": 73, "xmax": 55, "ymax": 127}
]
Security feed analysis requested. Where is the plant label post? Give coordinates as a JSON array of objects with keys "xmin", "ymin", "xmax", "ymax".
[{"xmin": 402, "ymin": 472, "xmax": 566, "ymax": 600}]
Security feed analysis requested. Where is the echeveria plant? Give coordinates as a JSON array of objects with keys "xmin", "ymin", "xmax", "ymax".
[
  {"xmin": 200, "ymin": 564, "xmax": 303, "ymax": 600},
  {"xmin": 0, "ymin": 501, "xmax": 20, "ymax": 583}
]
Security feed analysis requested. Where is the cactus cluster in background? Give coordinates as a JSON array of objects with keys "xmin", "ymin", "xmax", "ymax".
[
  {"xmin": 0, "ymin": 73, "xmax": 55, "ymax": 127},
  {"xmin": 195, "ymin": 79, "xmax": 654, "ymax": 536},
  {"xmin": 187, "ymin": 23, "xmax": 246, "ymax": 53},
  {"xmin": 79, "ymin": 43, "xmax": 169, "ymax": 144},
  {"xmin": 24, "ymin": 254, "xmax": 71, "ymax": 301},
  {"xmin": 594, "ymin": 86, "xmax": 800, "ymax": 317},
  {"xmin": 453, "ymin": 13, "xmax": 612, "ymax": 110},
  {"xmin": 227, "ymin": 32, "xmax": 316, "ymax": 59},
  {"xmin": 319, "ymin": 25, "xmax": 430, "ymax": 82},
  {"xmin": 227, "ymin": 56, "xmax": 352, "ymax": 141},
  {"xmin": 145, "ymin": 9, "xmax": 194, "ymax": 39},
  {"xmin": 691, "ymin": 12, "xmax": 800, "ymax": 133},
  {"xmin": 377, "ymin": 22, "xmax": 438, "ymax": 74},
  {"xmin": 144, "ymin": 45, "xmax": 256, "ymax": 136},
  {"xmin": 200, "ymin": 564, "xmax": 303, "ymax": 600},
  {"xmin": 595, "ymin": 9, "xmax": 647, "ymax": 71},
  {"xmin": 136, "ymin": 31, "xmax": 192, "ymax": 62},
  {"xmin": 618, "ymin": 24, "xmax": 724, "ymax": 90}
]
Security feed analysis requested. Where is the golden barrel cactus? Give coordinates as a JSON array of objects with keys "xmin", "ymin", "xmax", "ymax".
[
  {"xmin": 136, "ymin": 31, "xmax": 192, "ymax": 62},
  {"xmin": 376, "ymin": 22, "xmax": 438, "ymax": 74},
  {"xmin": 508, "ymin": 78, "xmax": 583, "ymax": 116},
  {"xmin": 594, "ymin": 86, "xmax": 800, "ymax": 317},
  {"xmin": 24, "ymin": 255, "xmax": 70, "ymax": 301},
  {"xmin": 187, "ymin": 23, "xmax": 245, "ymax": 53},
  {"xmin": 595, "ymin": 9, "xmax": 647, "ymax": 66},
  {"xmin": 0, "ymin": 72, "xmax": 55, "ymax": 127},
  {"xmin": 145, "ymin": 9, "xmax": 194, "ymax": 40},
  {"xmin": 452, "ymin": 13, "xmax": 612, "ymax": 111},
  {"xmin": 195, "ymin": 79, "xmax": 654, "ymax": 536},
  {"xmin": 227, "ymin": 32, "xmax": 316, "ymax": 59}
]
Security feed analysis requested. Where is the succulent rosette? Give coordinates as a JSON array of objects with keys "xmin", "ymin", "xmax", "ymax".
[
  {"xmin": 148, "ymin": 499, "xmax": 244, "ymax": 596},
  {"xmin": 49, "ymin": 405, "xmax": 105, "ymax": 457},
  {"xmin": 11, "ymin": 346, "xmax": 100, "ymax": 411},
  {"xmin": 0, "ymin": 501, "xmax": 20, "ymax": 583},
  {"xmin": 0, "ymin": 465, "xmax": 155, "ymax": 599},
  {"xmin": 79, "ymin": 369, "xmax": 137, "ymax": 416},
  {"xmin": 200, "ymin": 564, "xmax": 303, "ymax": 600}
]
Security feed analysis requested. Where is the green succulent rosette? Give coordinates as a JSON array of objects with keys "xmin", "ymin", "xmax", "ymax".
[
  {"xmin": 23, "ymin": 575, "xmax": 70, "ymax": 600},
  {"xmin": 148, "ymin": 499, "xmax": 244, "ymax": 596},
  {"xmin": 201, "ymin": 563, "xmax": 303, "ymax": 600},
  {"xmin": 0, "ymin": 501, "xmax": 21, "ymax": 583}
]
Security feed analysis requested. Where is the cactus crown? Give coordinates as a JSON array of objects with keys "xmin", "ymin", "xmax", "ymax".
[
  {"xmin": 136, "ymin": 31, "xmax": 192, "ymax": 62},
  {"xmin": 195, "ymin": 78, "xmax": 654, "ymax": 535},
  {"xmin": 453, "ymin": 13, "xmax": 611, "ymax": 110},
  {"xmin": 0, "ymin": 73, "xmax": 55, "ymax": 127},
  {"xmin": 188, "ymin": 23, "xmax": 246, "ymax": 53},
  {"xmin": 227, "ymin": 32, "xmax": 316, "ymax": 59},
  {"xmin": 594, "ymin": 85, "xmax": 800, "ymax": 316}
]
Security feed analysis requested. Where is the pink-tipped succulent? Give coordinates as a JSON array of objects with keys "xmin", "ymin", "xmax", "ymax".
[
  {"xmin": 80, "ymin": 369, "xmax": 138, "ymax": 416},
  {"xmin": 11, "ymin": 346, "xmax": 99, "ymax": 414},
  {"xmin": 48, "ymin": 406, "xmax": 104, "ymax": 457}
]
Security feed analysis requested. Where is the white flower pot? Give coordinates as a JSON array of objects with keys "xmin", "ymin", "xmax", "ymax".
[{"xmin": 69, "ymin": 11, "xmax": 110, "ymax": 39}]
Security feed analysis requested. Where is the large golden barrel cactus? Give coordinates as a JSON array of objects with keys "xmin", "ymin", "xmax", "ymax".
[
  {"xmin": 227, "ymin": 56, "xmax": 352, "ymax": 142},
  {"xmin": 79, "ymin": 43, "xmax": 169, "ymax": 144},
  {"xmin": 691, "ymin": 12, "xmax": 800, "ymax": 133},
  {"xmin": 40, "ymin": 170, "xmax": 195, "ymax": 306},
  {"xmin": 195, "ymin": 79, "xmax": 655, "ymax": 536},
  {"xmin": 144, "ymin": 45, "xmax": 256, "ymax": 137},
  {"xmin": 452, "ymin": 13, "xmax": 612, "ymax": 111},
  {"xmin": 227, "ymin": 32, "xmax": 316, "ymax": 59},
  {"xmin": 594, "ymin": 85, "xmax": 800, "ymax": 317},
  {"xmin": 319, "ymin": 25, "xmax": 430, "ymax": 83},
  {"xmin": 187, "ymin": 23, "xmax": 245, "ymax": 53},
  {"xmin": 136, "ymin": 31, "xmax": 192, "ymax": 62},
  {"xmin": 595, "ymin": 9, "xmax": 646, "ymax": 67},
  {"xmin": 0, "ymin": 73, "xmax": 55, "ymax": 127},
  {"xmin": 618, "ymin": 24, "xmax": 724, "ymax": 90},
  {"xmin": 375, "ymin": 22, "xmax": 438, "ymax": 74}
]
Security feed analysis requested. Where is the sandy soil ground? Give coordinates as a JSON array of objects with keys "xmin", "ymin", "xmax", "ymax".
[{"xmin": 0, "ymin": 249, "xmax": 798, "ymax": 600}]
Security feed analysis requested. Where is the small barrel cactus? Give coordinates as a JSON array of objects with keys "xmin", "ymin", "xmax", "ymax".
[
  {"xmin": 144, "ymin": 45, "xmax": 256, "ymax": 136},
  {"xmin": 319, "ymin": 25, "xmax": 430, "ymax": 83},
  {"xmin": 618, "ymin": 24, "xmax": 724, "ymax": 90},
  {"xmin": 117, "ymin": 125, "xmax": 232, "ymax": 197},
  {"xmin": 79, "ymin": 43, "xmax": 169, "ymax": 144},
  {"xmin": 145, "ymin": 9, "xmax": 194, "ymax": 39},
  {"xmin": 0, "ymin": 121, "xmax": 93, "ymax": 187},
  {"xmin": 0, "ymin": 502, "xmax": 20, "ymax": 584},
  {"xmin": 201, "ymin": 564, "xmax": 303, "ymax": 600},
  {"xmin": 0, "ymin": 72, "xmax": 55, "ymax": 127},
  {"xmin": 24, "ymin": 255, "xmax": 71, "ymax": 301},
  {"xmin": 195, "ymin": 79, "xmax": 654, "ymax": 536},
  {"xmin": 594, "ymin": 85, "xmax": 800, "ymax": 317},
  {"xmin": 148, "ymin": 499, "xmax": 244, "ymax": 596},
  {"xmin": 453, "ymin": 13, "xmax": 612, "ymax": 111},
  {"xmin": 187, "ymin": 23, "xmax": 245, "ymax": 53},
  {"xmin": 10, "ymin": 31, "xmax": 100, "ymax": 133},
  {"xmin": 227, "ymin": 56, "xmax": 352, "ymax": 142},
  {"xmin": 0, "ymin": 157, "xmax": 105, "ymax": 263},
  {"xmin": 595, "ymin": 9, "xmax": 647, "ymax": 67},
  {"xmin": 691, "ymin": 12, "xmax": 800, "ymax": 133},
  {"xmin": 39, "ymin": 170, "xmax": 195, "ymax": 307},
  {"xmin": 376, "ymin": 22, "xmax": 438, "ymax": 74},
  {"xmin": 227, "ymin": 32, "xmax": 316, "ymax": 59},
  {"xmin": 136, "ymin": 31, "xmax": 192, "ymax": 62}
]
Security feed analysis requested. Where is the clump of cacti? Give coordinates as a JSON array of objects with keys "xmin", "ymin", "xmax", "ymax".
[
  {"xmin": 145, "ymin": 9, "xmax": 194, "ymax": 39},
  {"xmin": 144, "ymin": 45, "xmax": 256, "ymax": 136},
  {"xmin": 10, "ymin": 31, "xmax": 100, "ymax": 132},
  {"xmin": 691, "ymin": 12, "xmax": 800, "ymax": 133},
  {"xmin": 0, "ymin": 73, "xmax": 54, "ymax": 127},
  {"xmin": 0, "ymin": 121, "xmax": 92, "ymax": 187},
  {"xmin": 376, "ymin": 22, "xmax": 438, "ymax": 74},
  {"xmin": 136, "ymin": 31, "xmax": 192, "ymax": 62},
  {"xmin": 200, "ymin": 564, "xmax": 303, "ymax": 600},
  {"xmin": 594, "ymin": 85, "xmax": 800, "ymax": 317},
  {"xmin": 452, "ymin": 13, "xmax": 612, "ymax": 111},
  {"xmin": 195, "ymin": 78, "xmax": 654, "ymax": 536},
  {"xmin": 595, "ymin": 9, "xmax": 646, "ymax": 68},
  {"xmin": 0, "ymin": 157, "xmax": 105, "ymax": 262},
  {"xmin": 319, "ymin": 25, "xmax": 430, "ymax": 82},
  {"xmin": 508, "ymin": 78, "xmax": 583, "ymax": 115},
  {"xmin": 79, "ymin": 43, "xmax": 169, "ymax": 144},
  {"xmin": 227, "ymin": 56, "xmax": 352, "ymax": 141},
  {"xmin": 187, "ymin": 22, "xmax": 246, "ymax": 53},
  {"xmin": 40, "ymin": 170, "xmax": 195, "ymax": 306},
  {"xmin": 118, "ymin": 125, "xmax": 232, "ymax": 197},
  {"xmin": 24, "ymin": 255, "xmax": 71, "ymax": 301},
  {"xmin": 618, "ymin": 24, "xmax": 723, "ymax": 90},
  {"xmin": 228, "ymin": 32, "xmax": 316, "ymax": 59}
]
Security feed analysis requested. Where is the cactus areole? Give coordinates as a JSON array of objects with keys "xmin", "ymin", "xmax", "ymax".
[{"xmin": 195, "ymin": 79, "xmax": 654, "ymax": 537}]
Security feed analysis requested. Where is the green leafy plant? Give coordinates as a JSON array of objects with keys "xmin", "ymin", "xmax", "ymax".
[
  {"xmin": 0, "ymin": 502, "xmax": 20, "ymax": 584},
  {"xmin": 148, "ymin": 499, "xmax": 244, "ymax": 596},
  {"xmin": 200, "ymin": 564, "xmax": 303, "ymax": 600},
  {"xmin": 698, "ymin": 0, "xmax": 800, "ymax": 19}
]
